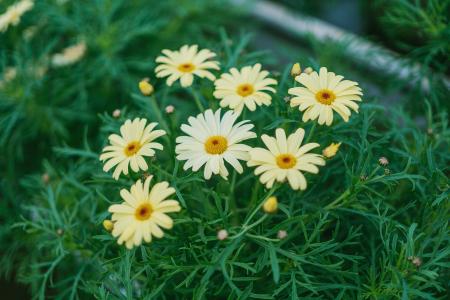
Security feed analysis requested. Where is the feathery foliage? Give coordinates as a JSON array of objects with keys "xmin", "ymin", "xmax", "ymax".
[{"xmin": 1, "ymin": 0, "xmax": 449, "ymax": 299}]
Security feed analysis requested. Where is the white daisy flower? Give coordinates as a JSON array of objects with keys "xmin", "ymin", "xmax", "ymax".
[
  {"xmin": 247, "ymin": 128, "xmax": 325, "ymax": 190},
  {"xmin": 109, "ymin": 176, "xmax": 181, "ymax": 249},
  {"xmin": 213, "ymin": 63, "xmax": 277, "ymax": 115},
  {"xmin": 175, "ymin": 109, "xmax": 256, "ymax": 180},
  {"xmin": 288, "ymin": 67, "xmax": 363, "ymax": 126},
  {"xmin": 155, "ymin": 44, "xmax": 220, "ymax": 87},
  {"xmin": 100, "ymin": 118, "xmax": 166, "ymax": 180},
  {"xmin": 0, "ymin": 0, "xmax": 34, "ymax": 33}
]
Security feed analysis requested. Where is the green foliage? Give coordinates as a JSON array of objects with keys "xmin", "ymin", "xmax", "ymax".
[
  {"xmin": 375, "ymin": 0, "xmax": 450, "ymax": 72},
  {"xmin": 1, "ymin": 0, "xmax": 449, "ymax": 299}
]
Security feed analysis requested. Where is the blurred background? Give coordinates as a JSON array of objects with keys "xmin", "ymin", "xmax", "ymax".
[{"xmin": 0, "ymin": 0, "xmax": 448, "ymax": 298}]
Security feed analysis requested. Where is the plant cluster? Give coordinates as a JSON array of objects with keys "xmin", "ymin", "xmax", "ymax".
[{"xmin": 0, "ymin": 0, "xmax": 448, "ymax": 299}]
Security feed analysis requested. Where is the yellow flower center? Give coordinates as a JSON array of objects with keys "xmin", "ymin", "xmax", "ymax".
[
  {"xmin": 204, "ymin": 135, "xmax": 228, "ymax": 154},
  {"xmin": 178, "ymin": 63, "xmax": 195, "ymax": 73},
  {"xmin": 135, "ymin": 203, "xmax": 153, "ymax": 221},
  {"xmin": 276, "ymin": 154, "xmax": 297, "ymax": 169},
  {"xmin": 315, "ymin": 89, "xmax": 336, "ymax": 105},
  {"xmin": 124, "ymin": 141, "xmax": 141, "ymax": 157},
  {"xmin": 236, "ymin": 83, "xmax": 254, "ymax": 97}
]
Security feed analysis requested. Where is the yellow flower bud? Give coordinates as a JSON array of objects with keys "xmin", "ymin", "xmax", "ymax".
[
  {"xmin": 322, "ymin": 142, "xmax": 341, "ymax": 158},
  {"xmin": 263, "ymin": 196, "xmax": 278, "ymax": 213},
  {"xmin": 290, "ymin": 63, "xmax": 301, "ymax": 77},
  {"xmin": 139, "ymin": 78, "xmax": 154, "ymax": 96},
  {"xmin": 103, "ymin": 220, "xmax": 114, "ymax": 232},
  {"xmin": 304, "ymin": 67, "xmax": 313, "ymax": 74}
]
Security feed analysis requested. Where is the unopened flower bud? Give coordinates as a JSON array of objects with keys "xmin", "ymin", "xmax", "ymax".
[
  {"xmin": 290, "ymin": 63, "xmax": 301, "ymax": 77},
  {"xmin": 303, "ymin": 67, "xmax": 313, "ymax": 74},
  {"xmin": 56, "ymin": 228, "xmax": 64, "ymax": 236},
  {"xmin": 378, "ymin": 157, "xmax": 389, "ymax": 166},
  {"xmin": 277, "ymin": 230, "xmax": 287, "ymax": 239},
  {"xmin": 165, "ymin": 105, "xmax": 175, "ymax": 114},
  {"xmin": 412, "ymin": 256, "xmax": 422, "ymax": 267},
  {"xmin": 112, "ymin": 109, "xmax": 121, "ymax": 118},
  {"xmin": 217, "ymin": 229, "xmax": 228, "ymax": 240},
  {"xmin": 408, "ymin": 256, "xmax": 422, "ymax": 267},
  {"xmin": 322, "ymin": 142, "xmax": 341, "ymax": 158},
  {"xmin": 263, "ymin": 196, "xmax": 278, "ymax": 213},
  {"xmin": 139, "ymin": 78, "xmax": 154, "ymax": 96},
  {"xmin": 42, "ymin": 173, "xmax": 50, "ymax": 184},
  {"xmin": 103, "ymin": 220, "xmax": 114, "ymax": 232}
]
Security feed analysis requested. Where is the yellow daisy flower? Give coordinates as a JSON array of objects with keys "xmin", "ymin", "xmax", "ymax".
[
  {"xmin": 108, "ymin": 176, "xmax": 181, "ymax": 249},
  {"xmin": 100, "ymin": 118, "xmax": 166, "ymax": 180},
  {"xmin": 247, "ymin": 128, "xmax": 325, "ymax": 190},
  {"xmin": 213, "ymin": 63, "xmax": 277, "ymax": 115},
  {"xmin": 0, "ymin": 0, "xmax": 34, "ymax": 33},
  {"xmin": 288, "ymin": 67, "xmax": 363, "ymax": 126},
  {"xmin": 155, "ymin": 44, "xmax": 220, "ymax": 87},
  {"xmin": 175, "ymin": 109, "xmax": 256, "ymax": 180}
]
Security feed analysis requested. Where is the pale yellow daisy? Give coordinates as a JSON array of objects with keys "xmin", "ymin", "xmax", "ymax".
[
  {"xmin": 109, "ymin": 176, "xmax": 181, "ymax": 249},
  {"xmin": 0, "ymin": 0, "xmax": 34, "ymax": 33},
  {"xmin": 155, "ymin": 44, "xmax": 220, "ymax": 87},
  {"xmin": 100, "ymin": 118, "xmax": 166, "ymax": 180},
  {"xmin": 288, "ymin": 67, "xmax": 363, "ymax": 126},
  {"xmin": 51, "ymin": 41, "xmax": 86, "ymax": 67},
  {"xmin": 213, "ymin": 63, "xmax": 277, "ymax": 114},
  {"xmin": 175, "ymin": 109, "xmax": 256, "ymax": 180},
  {"xmin": 247, "ymin": 128, "xmax": 325, "ymax": 190},
  {"xmin": 0, "ymin": 67, "xmax": 17, "ymax": 88}
]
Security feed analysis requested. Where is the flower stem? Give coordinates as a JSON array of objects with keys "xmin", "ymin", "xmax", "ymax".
[
  {"xmin": 325, "ymin": 188, "xmax": 351, "ymax": 210},
  {"xmin": 228, "ymin": 185, "xmax": 277, "ymax": 240},
  {"xmin": 305, "ymin": 122, "xmax": 317, "ymax": 143},
  {"xmin": 229, "ymin": 171, "xmax": 240, "ymax": 225},
  {"xmin": 189, "ymin": 87, "xmax": 205, "ymax": 112}
]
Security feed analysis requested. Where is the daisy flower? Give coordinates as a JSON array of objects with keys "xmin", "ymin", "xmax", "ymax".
[
  {"xmin": 100, "ymin": 118, "xmax": 166, "ymax": 180},
  {"xmin": 108, "ymin": 176, "xmax": 181, "ymax": 249},
  {"xmin": 247, "ymin": 128, "xmax": 325, "ymax": 190},
  {"xmin": 213, "ymin": 63, "xmax": 277, "ymax": 115},
  {"xmin": 175, "ymin": 109, "xmax": 256, "ymax": 180},
  {"xmin": 288, "ymin": 67, "xmax": 363, "ymax": 126},
  {"xmin": 51, "ymin": 42, "xmax": 86, "ymax": 67},
  {"xmin": 0, "ymin": 0, "xmax": 34, "ymax": 33},
  {"xmin": 155, "ymin": 44, "xmax": 220, "ymax": 87}
]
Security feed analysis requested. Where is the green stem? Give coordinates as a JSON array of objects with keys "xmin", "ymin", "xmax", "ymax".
[
  {"xmin": 229, "ymin": 215, "xmax": 268, "ymax": 240},
  {"xmin": 243, "ymin": 185, "xmax": 278, "ymax": 227},
  {"xmin": 325, "ymin": 188, "xmax": 351, "ymax": 210},
  {"xmin": 229, "ymin": 171, "xmax": 239, "ymax": 225},
  {"xmin": 228, "ymin": 185, "xmax": 278, "ymax": 240},
  {"xmin": 189, "ymin": 87, "xmax": 205, "ymax": 112},
  {"xmin": 305, "ymin": 122, "xmax": 317, "ymax": 143},
  {"xmin": 149, "ymin": 95, "xmax": 171, "ymax": 148}
]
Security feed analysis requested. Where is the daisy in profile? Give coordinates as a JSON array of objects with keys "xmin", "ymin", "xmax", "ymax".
[
  {"xmin": 213, "ymin": 63, "xmax": 277, "ymax": 115},
  {"xmin": 108, "ymin": 176, "xmax": 181, "ymax": 249},
  {"xmin": 0, "ymin": 0, "xmax": 34, "ymax": 33},
  {"xmin": 288, "ymin": 67, "xmax": 363, "ymax": 126},
  {"xmin": 100, "ymin": 118, "xmax": 166, "ymax": 180},
  {"xmin": 175, "ymin": 109, "xmax": 256, "ymax": 179},
  {"xmin": 247, "ymin": 128, "xmax": 325, "ymax": 190},
  {"xmin": 51, "ymin": 41, "xmax": 86, "ymax": 67},
  {"xmin": 155, "ymin": 45, "xmax": 220, "ymax": 87}
]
